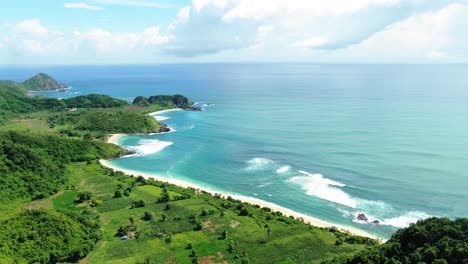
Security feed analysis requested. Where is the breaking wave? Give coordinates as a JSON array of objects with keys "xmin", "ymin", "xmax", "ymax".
[
  {"xmin": 154, "ymin": 115, "xmax": 170, "ymax": 121},
  {"xmin": 244, "ymin": 158, "xmax": 274, "ymax": 171},
  {"xmin": 128, "ymin": 139, "xmax": 173, "ymax": 156},
  {"xmin": 276, "ymin": 166, "xmax": 291, "ymax": 174},
  {"xmin": 287, "ymin": 170, "xmax": 356, "ymax": 208}
]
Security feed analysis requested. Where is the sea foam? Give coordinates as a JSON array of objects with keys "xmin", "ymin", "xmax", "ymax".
[
  {"xmin": 276, "ymin": 166, "xmax": 291, "ymax": 174},
  {"xmin": 381, "ymin": 211, "xmax": 432, "ymax": 228},
  {"xmin": 245, "ymin": 158, "xmax": 274, "ymax": 171},
  {"xmin": 154, "ymin": 115, "xmax": 170, "ymax": 121},
  {"xmin": 128, "ymin": 139, "xmax": 173, "ymax": 155},
  {"xmin": 287, "ymin": 170, "xmax": 357, "ymax": 208}
]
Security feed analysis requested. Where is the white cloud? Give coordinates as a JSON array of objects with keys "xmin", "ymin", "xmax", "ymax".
[
  {"xmin": 292, "ymin": 37, "xmax": 328, "ymax": 48},
  {"xmin": 221, "ymin": 0, "xmax": 404, "ymax": 22},
  {"xmin": 166, "ymin": 0, "xmax": 452, "ymax": 57},
  {"xmin": 73, "ymin": 26, "xmax": 169, "ymax": 53},
  {"xmin": 64, "ymin": 3, "xmax": 103, "ymax": 10},
  {"xmin": 342, "ymin": 3, "xmax": 468, "ymax": 62},
  {"xmin": 92, "ymin": 0, "xmax": 180, "ymax": 8},
  {"xmin": 3, "ymin": 1, "xmax": 468, "ymax": 63},
  {"xmin": 168, "ymin": 6, "xmax": 191, "ymax": 31},
  {"xmin": 4, "ymin": 19, "xmax": 169, "ymax": 59},
  {"xmin": 13, "ymin": 19, "xmax": 49, "ymax": 38}
]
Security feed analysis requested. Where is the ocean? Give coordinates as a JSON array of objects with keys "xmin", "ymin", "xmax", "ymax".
[{"xmin": 2, "ymin": 64, "xmax": 468, "ymax": 239}]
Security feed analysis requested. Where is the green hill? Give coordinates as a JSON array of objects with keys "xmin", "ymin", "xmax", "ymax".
[
  {"xmin": 133, "ymin": 94, "xmax": 195, "ymax": 109},
  {"xmin": 21, "ymin": 73, "xmax": 68, "ymax": 91},
  {"xmin": 323, "ymin": 218, "xmax": 468, "ymax": 264},
  {"xmin": 0, "ymin": 130, "xmax": 126, "ymax": 204},
  {"xmin": 64, "ymin": 94, "xmax": 128, "ymax": 108}
]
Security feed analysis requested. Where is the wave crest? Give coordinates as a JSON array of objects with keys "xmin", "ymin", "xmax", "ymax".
[
  {"xmin": 287, "ymin": 171, "xmax": 356, "ymax": 208},
  {"xmin": 245, "ymin": 158, "xmax": 274, "ymax": 171},
  {"xmin": 128, "ymin": 139, "xmax": 173, "ymax": 155}
]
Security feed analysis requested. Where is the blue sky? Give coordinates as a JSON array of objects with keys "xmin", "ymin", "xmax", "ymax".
[{"xmin": 1, "ymin": 0, "xmax": 468, "ymax": 64}]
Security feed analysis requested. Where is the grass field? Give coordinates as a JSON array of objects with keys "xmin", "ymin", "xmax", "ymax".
[
  {"xmin": 18, "ymin": 162, "xmax": 371, "ymax": 264},
  {"xmin": 0, "ymin": 105, "xmax": 375, "ymax": 263}
]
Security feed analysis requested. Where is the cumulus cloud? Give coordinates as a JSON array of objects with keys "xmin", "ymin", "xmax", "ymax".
[
  {"xmin": 2, "ymin": 19, "xmax": 169, "ymax": 59},
  {"xmin": 166, "ymin": 3, "xmax": 259, "ymax": 56},
  {"xmin": 64, "ymin": 3, "xmax": 103, "ymax": 10},
  {"xmin": 165, "ymin": 0, "xmax": 454, "ymax": 57},
  {"xmin": 338, "ymin": 3, "xmax": 468, "ymax": 62},
  {"xmin": 3, "ymin": 1, "xmax": 468, "ymax": 63},
  {"xmin": 73, "ymin": 26, "xmax": 169, "ymax": 53}
]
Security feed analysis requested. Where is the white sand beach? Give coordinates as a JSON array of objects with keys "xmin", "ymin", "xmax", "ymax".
[
  {"xmin": 101, "ymin": 107, "xmax": 380, "ymax": 240},
  {"xmin": 146, "ymin": 108, "xmax": 183, "ymax": 116},
  {"xmin": 100, "ymin": 157, "xmax": 380, "ymax": 240},
  {"xmin": 106, "ymin": 133, "xmax": 127, "ymax": 145}
]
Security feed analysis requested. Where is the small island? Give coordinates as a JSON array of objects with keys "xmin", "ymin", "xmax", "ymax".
[{"xmin": 22, "ymin": 73, "xmax": 69, "ymax": 91}]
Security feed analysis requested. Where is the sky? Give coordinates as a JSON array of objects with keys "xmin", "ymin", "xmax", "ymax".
[{"xmin": 1, "ymin": 0, "xmax": 468, "ymax": 64}]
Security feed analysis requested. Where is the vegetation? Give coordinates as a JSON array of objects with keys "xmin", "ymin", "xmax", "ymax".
[
  {"xmin": 56, "ymin": 110, "xmax": 162, "ymax": 134},
  {"xmin": 324, "ymin": 217, "xmax": 468, "ymax": 264},
  {"xmin": 63, "ymin": 94, "xmax": 128, "ymax": 108},
  {"xmin": 22, "ymin": 73, "xmax": 68, "ymax": 91},
  {"xmin": 0, "ymin": 83, "xmax": 66, "ymax": 114},
  {"xmin": 132, "ymin": 94, "xmax": 193, "ymax": 109},
  {"xmin": 132, "ymin": 96, "xmax": 151, "ymax": 107},
  {"xmin": 1, "ymin": 73, "xmax": 466, "ymax": 263},
  {"xmin": 0, "ymin": 209, "xmax": 101, "ymax": 263},
  {"xmin": 0, "ymin": 130, "xmax": 125, "ymax": 204}
]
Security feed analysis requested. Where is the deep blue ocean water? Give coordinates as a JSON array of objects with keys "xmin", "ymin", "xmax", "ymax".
[{"xmin": 2, "ymin": 64, "xmax": 468, "ymax": 238}]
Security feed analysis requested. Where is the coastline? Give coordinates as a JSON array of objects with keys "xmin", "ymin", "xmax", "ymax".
[
  {"xmin": 146, "ymin": 108, "xmax": 183, "ymax": 116},
  {"xmin": 99, "ymin": 159, "xmax": 379, "ymax": 240},
  {"xmin": 101, "ymin": 107, "xmax": 380, "ymax": 240},
  {"xmin": 105, "ymin": 109, "xmax": 183, "ymax": 144}
]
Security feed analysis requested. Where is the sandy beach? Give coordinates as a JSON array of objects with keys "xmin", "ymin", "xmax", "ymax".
[
  {"xmin": 100, "ymin": 158, "xmax": 380, "ymax": 240},
  {"xmin": 101, "ymin": 107, "xmax": 380, "ymax": 240},
  {"xmin": 106, "ymin": 109, "xmax": 183, "ymax": 146},
  {"xmin": 146, "ymin": 108, "xmax": 183, "ymax": 116},
  {"xmin": 106, "ymin": 133, "xmax": 127, "ymax": 145}
]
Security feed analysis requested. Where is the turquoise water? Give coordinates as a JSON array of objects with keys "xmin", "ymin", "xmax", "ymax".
[{"xmin": 3, "ymin": 64, "xmax": 468, "ymax": 238}]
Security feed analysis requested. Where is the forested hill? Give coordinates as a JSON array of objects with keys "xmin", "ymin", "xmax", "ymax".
[
  {"xmin": 132, "ymin": 94, "xmax": 197, "ymax": 109},
  {"xmin": 0, "ymin": 130, "xmax": 125, "ymax": 204},
  {"xmin": 323, "ymin": 217, "xmax": 468, "ymax": 264},
  {"xmin": 22, "ymin": 73, "xmax": 68, "ymax": 91}
]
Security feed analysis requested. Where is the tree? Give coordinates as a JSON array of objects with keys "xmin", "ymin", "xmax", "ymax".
[
  {"xmin": 77, "ymin": 192, "xmax": 92, "ymax": 203},
  {"xmin": 239, "ymin": 207, "xmax": 249, "ymax": 216},
  {"xmin": 114, "ymin": 190, "xmax": 122, "ymax": 198},
  {"xmin": 142, "ymin": 211, "xmax": 153, "ymax": 221},
  {"xmin": 221, "ymin": 230, "xmax": 228, "ymax": 240}
]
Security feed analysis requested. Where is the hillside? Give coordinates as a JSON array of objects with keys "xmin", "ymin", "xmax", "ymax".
[
  {"xmin": 133, "ymin": 94, "xmax": 201, "ymax": 110},
  {"xmin": 323, "ymin": 217, "xmax": 468, "ymax": 264},
  {"xmin": 22, "ymin": 73, "xmax": 68, "ymax": 91}
]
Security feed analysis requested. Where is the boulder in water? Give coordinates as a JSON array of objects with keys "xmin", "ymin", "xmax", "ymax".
[{"xmin": 356, "ymin": 213, "xmax": 369, "ymax": 222}]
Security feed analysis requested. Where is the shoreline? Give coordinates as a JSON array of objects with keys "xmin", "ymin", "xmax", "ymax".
[
  {"xmin": 146, "ymin": 108, "xmax": 183, "ymax": 116},
  {"xmin": 105, "ymin": 109, "xmax": 183, "ymax": 145},
  {"xmin": 101, "ymin": 108, "xmax": 381, "ymax": 240},
  {"xmin": 99, "ymin": 159, "xmax": 379, "ymax": 240}
]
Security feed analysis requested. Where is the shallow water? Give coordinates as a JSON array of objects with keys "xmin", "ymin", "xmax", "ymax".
[{"xmin": 3, "ymin": 64, "xmax": 468, "ymax": 238}]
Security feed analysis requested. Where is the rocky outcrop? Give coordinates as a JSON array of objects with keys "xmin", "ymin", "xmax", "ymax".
[
  {"xmin": 158, "ymin": 125, "xmax": 171, "ymax": 133},
  {"xmin": 357, "ymin": 213, "xmax": 369, "ymax": 222},
  {"xmin": 356, "ymin": 213, "xmax": 380, "ymax": 224}
]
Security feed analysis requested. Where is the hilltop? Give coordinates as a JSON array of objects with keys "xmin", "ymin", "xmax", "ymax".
[{"xmin": 22, "ymin": 73, "xmax": 68, "ymax": 91}]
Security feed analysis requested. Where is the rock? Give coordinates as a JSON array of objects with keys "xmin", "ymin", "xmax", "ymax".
[
  {"xmin": 158, "ymin": 125, "xmax": 171, "ymax": 133},
  {"xmin": 188, "ymin": 107, "xmax": 203, "ymax": 111},
  {"xmin": 356, "ymin": 213, "xmax": 368, "ymax": 222},
  {"xmin": 372, "ymin": 220, "xmax": 380, "ymax": 224}
]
